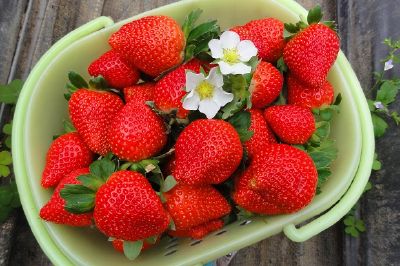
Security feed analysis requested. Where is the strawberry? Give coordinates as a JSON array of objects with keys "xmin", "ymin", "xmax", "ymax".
[
  {"xmin": 94, "ymin": 170, "xmax": 169, "ymax": 241},
  {"xmin": 109, "ymin": 16, "xmax": 185, "ymax": 77},
  {"xmin": 69, "ymin": 89, "xmax": 124, "ymax": 155},
  {"xmin": 108, "ymin": 101, "xmax": 167, "ymax": 162},
  {"xmin": 249, "ymin": 61, "xmax": 283, "ymax": 108},
  {"xmin": 168, "ymin": 219, "xmax": 224, "ymax": 239},
  {"xmin": 244, "ymin": 109, "xmax": 276, "ymax": 159},
  {"xmin": 287, "ymin": 74, "xmax": 334, "ymax": 109},
  {"xmin": 264, "ymin": 105, "xmax": 315, "ymax": 144},
  {"xmin": 88, "ymin": 50, "xmax": 140, "ymax": 89},
  {"xmin": 112, "ymin": 238, "xmax": 158, "ymax": 253},
  {"xmin": 283, "ymin": 23, "xmax": 340, "ymax": 87},
  {"xmin": 231, "ymin": 18, "xmax": 285, "ymax": 62},
  {"xmin": 41, "ymin": 132, "xmax": 93, "ymax": 188},
  {"xmin": 153, "ymin": 59, "xmax": 203, "ymax": 119},
  {"xmin": 40, "ymin": 168, "xmax": 92, "ymax": 226},
  {"xmin": 173, "ymin": 119, "xmax": 243, "ymax": 185},
  {"xmin": 123, "ymin": 82, "xmax": 155, "ymax": 104},
  {"xmin": 164, "ymin": 184, "xmax": 230, "ymax": 237}
]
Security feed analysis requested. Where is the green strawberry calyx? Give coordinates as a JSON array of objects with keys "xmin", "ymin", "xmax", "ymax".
[
  {"xmin": 284, "ymin": 5, "xmax": 337, "ymax": 39},
  {"xmin": 60, "ymin": 157, "xmax": 116, "ymax": 214}
]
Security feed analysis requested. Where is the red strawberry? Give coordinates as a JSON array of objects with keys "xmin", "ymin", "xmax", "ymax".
[
  {"xmin": 40, "ymin": 168, "xmax": 92, "ymax": 226},
  {"xmin": 88, "ymin": 50, "xmax": 140, "ymax": 89},
  {"xmin": 264, "ymin": 105, "xmax": 315, "ymax": 144},
  {"xmin": 231, "ymin": 18, "xmax": 285, "ymax": 62},
  {"xmin": 123, "ymin": 82, "xmax": 155, "ymax": 104},
  {"xmin": 249, "ymin": 61, "xmax": 283, "ymax": 108},
  {"xmin": 173, "ymin": 119, "xmax": 243, "ymax": 185},
  {"xmin": 244, "ymin": 109, "xmax": 276, "ymax": 159},
  {"xmin": 108, "ymin": 101, "xmax": 167, "ymax": 162},
  {"xmin": 164, "ymin": 184, "xmax": 230, "ymax": 236},
  {"xmin": 283, "ymin": 23, "xmax": 340, "ymax": 87},
  {"xmin": 153, "ymin": 59, "xmax": 203, "ymax": 118},
  {"xmin": 109, "ymin": 16, "xmax": 185, "ymax": 77},
  {"xmin": 112, "ymin": 238, "xmax": 158, "ymax": 253},
  {"xmin": 41, "ymin": 132, "xmax": 93, "ymax": 188},
  {"xmin": 168, "ymin": 219, "xmax": 224, "ymax": 239},
  {"xmin": 287, "ymin": 74, "xmax": 334, "ymax": 109},
  {"xmin": 94, "ymin": 171, "xmax": 169, "ymax": 241},
  {"xmin": 233, "ymin": 168, "xmax": 282, "ymax": 215},
  {"xmin": 69, "ymin": 89, "xmax": 124, "ymax": 155}
]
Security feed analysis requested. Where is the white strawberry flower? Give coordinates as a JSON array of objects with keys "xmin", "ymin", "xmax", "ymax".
[
  {"xmin": 208, "ymin": 31, "xmax": 258, "ymax": 75},
  {"xmin": 182, "ymin": 67, "xmax": 233, "ymax": 119}
]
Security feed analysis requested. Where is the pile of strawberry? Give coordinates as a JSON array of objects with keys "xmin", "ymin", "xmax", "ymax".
[{"xmin": 39, "ymin": 6, "xmax": 341, "ymax": 260}]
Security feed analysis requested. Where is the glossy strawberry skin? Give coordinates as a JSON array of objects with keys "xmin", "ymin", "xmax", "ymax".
[
  {"xmin": 153, "ymin": 59, "xmax": 202, "ymax": 119},
  {"xmin": 69, "ymin": 89, "xmax": 124, "ymax": 155},
  {"xmin": 287, "ymin": 74, "xmax": 334, "ymax": 109},
  {"xmin": 164, "ymin": 184, "xmax": 231, "ymax": 231},
  {"xmin": 108, "ymin": 101, "xmax": 167, "ymax": 162},
  {"xmin": 41, "ymin": 132, "xmax": 93, "ymax": 188},
  {"xmin": 168, "ymin": 219, "xmax": 224, "ymax": 239},
  {"xmin": 250, "ymin": 144, "xmax": 317, "ymax": 213},
  {"xmin": 244, "ymin": 109, "xmax": 276, "ymax": 159},
  {"xmin": 264, "ymin": 105, "xmax": 315, "ymax": 144},
  {"xmin": 123, "ymin": 82, "xmax": 155, "ymax": 104},
  {"xmin": 173, "ymin": 119, "xmax": 243, "ymax": 185},
  {"xmin": 249, "ymin": 61, "xmax": 283, "ymax": 108},
  {"xmin": 283, "ymin": 24, "xmax": 340, "ymax": 87},
  {"xmin": 94, "ymin": 171, "xmax": 169, "ymax": 241},
  {"xmin": 40, "ymin": 168, "xmax": 93, "ymax": 226},
  {"xmin": 88, "ymin": 50, "xmax": 140, "ymax": 89},
  {"xmin": 231, "ymin": 18, "xmax": 285, "ymax": 62},
  {"xmin": 109, "ymin": 16, "xmax": 185, "ymax": 77}
]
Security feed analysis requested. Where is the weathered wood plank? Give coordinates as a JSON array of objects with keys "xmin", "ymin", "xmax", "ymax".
[{"xmin": 338, "ymin": 1, "xmax": 400, "ymax": 265}]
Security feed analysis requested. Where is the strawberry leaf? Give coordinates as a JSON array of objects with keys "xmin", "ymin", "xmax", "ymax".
[
  {"xmin": 123, "ymin": 240, "xmax": 143, "ymax": 261},
  {"xmin": 68, "ymin": 71, "xmax": 88, "ymax": 89},
  {"xmin": 182, "ymin": 9, "xmax": 203, "ymax": 39},
  {"xmin": 161, "ymin": 175, "xmax": 177, "ymax": 192},
  {"xmin": 89, "ymin": 75, "xmax": 108, "ymax": 90},
  {"xmin": 0, "ymin": 79, "xmax": 24, "ymax": 104},
  {"xmin": 228, "ymin": 110, "xmax": 254, "ymax": 142},
  {"xmin": 276, "ymin": 57, "xmax": 288, "ymax": 73},
  {"xmin": 63, "ymin": 120, "xmax": 76, "ymax": 133},
  {"xmin": 77, "ymin": 174, "xmax": 104, "ymax": 191},
  {"xmin": 145, "ymin": 235, "xmax": 158, "ymax": 244},
  {"xmin": 89, "ymin": 158, "xmax": 116, "ymax": 181},
  {"xmin": 168, "ymin": 219, "xmax": 176, "ymax": 231},
  {"xmin": 307, "ymin": 5, "xmax": 323, "ymax": 25},
  {"xmin": 60, "ymin": 184, "xmax": 95, "ymax": 214},
  {"xmin": 284, "ymin": 23, "xmax": 300, "ymax": 33},
  {"xmin": 220, "ymin": 75, "xmax": 250, "ymax": 119}
]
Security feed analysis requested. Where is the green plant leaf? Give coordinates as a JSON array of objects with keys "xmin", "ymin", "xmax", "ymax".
[
  {"xmin": 0, "ymin": 151, "xmax": 12, "ymax": 165},
  {"xmin": 364, "ymin": 181, "xmax": 373, "ymax": 192},
  {"xmin": 60, "ymin": 184, "xmax": 95, "ymax": 214},
  {"xmin": 161, "ymin": 175, "xmax": 177, "ymax": 192},
  {"xmin": 0, "ymin": 165, "xmax": 10, "ymax": 177},
  {"xmin": 367, "ymin": 99, "xmax": 376, "ymax": 111},
  {"xmin": 90, "ymin": 158, "xmax": 116, "ymax": 181},
  {"xmin": 68, "ymin": 71, "xmax": 88, "ymax": 89},
  {"xmin": 391, "ymin": 111, "xmax": 400, "ymax": 125},
  {"xmin": 123, "ymin": 240, "xmax": 143, "ymax": 261},
  {"xmin": 5, "ymin": 136, "xmax": 11, "ymax": 149},
  {"xmin": 220, "ymin": 75, "xmax": 250, "ymax": 119},
  {"xmin": 145, "ymin": 235, "xmax": 158, "ymax": 244},
  {"xmin": 284, "ymin": 23, "xmax": 300, "ymax": 34},
  {"xmin": 371, "ymin": 113, "xmax": 388, "ymax": 138},
  {"xmin": 343, "ymin": 216, "xmax": 355, "ymax": 226},
  {"xmin": 182, "ymin": 9, "xmax": 202, "ymax": 39},
  {"xmin": 0, "ymin": 205, "xmax": 12, "ymax": 223},
  {"xmin": 89, "ymin": 75, "xmax": 108, "ymax": 90},
  {"xmin": 63, "ymin": 120, "xmax": 76, "ymax": 133},
  {"xmin": 355, "ymin": 219, "xmax": 366, "ymax": 232},
  {"xmin": 2, "ymin": 123, "xmax": 12, "ymax": 135},
  {"xmin": 228, "ymin": 110, "xmax": 254, "ymax": 141},
  {"xmin": 307, "ymin": 5, "xmax": 323, "ymax": 25},
  {"xmin": 0, "ymin": 79, "xmax": 24, "ymax": 104},
  {"xmin": 276, "ymin": 57, "xmax": 288, "ymax": 73},
  {"xmin": 169, "ymin": 219, "xmax": 176, "ymax": 231},
  {"xmin": 77, "ymin": 174, "xmax": 105, "ymax": 191},
  {"xmin": 376, "ymin": 80, "xmax": 399, "ymax": 105},
  {"xmin": 372, "ymin": 152, "xmax": 382, "ymax": 171}
]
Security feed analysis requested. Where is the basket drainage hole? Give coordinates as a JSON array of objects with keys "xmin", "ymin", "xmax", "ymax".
[
  {"xmin": 215, "ymin": 230, "xmax": 227, "ymax": 236},
  {"xmin": 164, "ymin": 250, "xmax": 178, "ymax": 256},
  {"xmin": 190, "ymin": 240, "xmax": 202, "ymax": 246},
  {"xmin": 239, "ymin": 220, "xmax": 252, "ymax": 226},
  {"xmin": 165, "ymin": 243, "xmax": 179, "ymax": 250}
]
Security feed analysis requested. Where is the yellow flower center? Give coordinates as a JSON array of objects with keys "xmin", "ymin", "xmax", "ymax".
[
  {"xmin": 196, "ymin": 81, "xmax": 214, "ymax": 100},
  {"xmin": 223, "ymin": 48, "xmax": 240, "ymax": 64}
]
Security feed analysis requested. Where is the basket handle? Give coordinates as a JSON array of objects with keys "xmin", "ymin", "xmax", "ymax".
[{"xmin": 283, "ymin": 142, "xmax": 374, "ymax": 242}]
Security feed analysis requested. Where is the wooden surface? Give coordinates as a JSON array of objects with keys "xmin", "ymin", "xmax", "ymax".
[{"xmin": 0, "ymin": 0, "xmax": 399, "ymax": 265}]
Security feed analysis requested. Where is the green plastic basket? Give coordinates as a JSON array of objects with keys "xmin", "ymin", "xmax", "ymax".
[{"xmin": 12, "ymin": 0, "xmax": 374, "ymax": 265}]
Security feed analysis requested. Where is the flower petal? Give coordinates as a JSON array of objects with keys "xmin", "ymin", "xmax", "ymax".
[
  {"xmin": 237, "ymin": 40, "xmax": 258, "ymax": 62},
  {"xmin": 182, "ymin": 91, "xmax": 200, "ymax": 110},
  {"xmin": 206, "ymin": 67, "xmax": 224, "ymax": 88},
  {"xmin": 229, "ymin": 62, "xmax": 252, "ymax": 75},
  {"xmin": 199, "ymin": 99, "xmax": 220, "ymax": 119},
  {"xmin": 185, "ymin": 71, "xmax": 205, "ymax": 92},
  {"xmin": 208, "ymin": 39, "xmax": 223, "ymax": 59},
  {"xmin": 218, "ymin": 61, "xmax": 236, "ymax": 75},
  {"xmin": 213, "ymin": 87, "xmax": 234, "ymax": 107},
  {"xmin": 220, "ymin": 31, "xmax": 240, "ymax": 49},
  {"xmin": 384, "ymin": 59, "xmax": 394, "ymax": 71}
]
